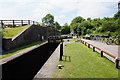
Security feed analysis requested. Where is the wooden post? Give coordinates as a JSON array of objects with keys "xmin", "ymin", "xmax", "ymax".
[
  {"xmin": 100, "ymin": 51, "xmax": 103, "ymax": 57},
  {"xmin": 88, "ymin": 44, "xmax": 90, "ymax": 48},
  {"xmin": 21, "ymin": 20, "xmax": 23, "ymax": 26},
  {"xmin": 13, "ymin": 20, "xmax": 15, "ymax": 27},
  {"xmin": 115, "ymin": 58, "xmax": 119, "ymax": 69},
  {"xmin": 33, "ymin": 21, "xmax": 35, "ymax": 25},
  {"xmin": 1, "ymin": 20, "xmax": 3, "ymax": 28},
  {"xmin": 93, "ymin": 47, "xmax": 95, "ymax": 52},
  {"xmin": 28, "ymin": 20, "xmax": 30, "ymax": 25}
]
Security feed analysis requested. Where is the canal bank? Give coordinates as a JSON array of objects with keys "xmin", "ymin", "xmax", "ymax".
[{"xmin": 1, "ymin": 41, "xmax": 60, "ymax": 79}]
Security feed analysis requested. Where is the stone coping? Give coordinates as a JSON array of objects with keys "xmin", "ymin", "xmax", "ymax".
[
  {"xmin": 0, "ymin": 41, "xmax": 48, "ymax": 65},
  {"xmin": 12, "ymin": 24, "xmax": 33, "ymax": 41},
  {"xmin": 33, "ymin": 44, "xmax": 60, "ymax": 79}
]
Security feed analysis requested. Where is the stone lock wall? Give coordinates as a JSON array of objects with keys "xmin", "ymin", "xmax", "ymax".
[{"xmin": 2, "ymin": 25, "xmax": 60, "ymax": 51}]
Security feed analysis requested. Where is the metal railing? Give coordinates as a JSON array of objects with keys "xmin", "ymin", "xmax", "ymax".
[{"xmin": 0, "ymin": 20, "xmax": 39, "ymax": 27}]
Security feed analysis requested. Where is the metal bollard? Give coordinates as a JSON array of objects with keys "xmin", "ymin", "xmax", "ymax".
[
  {"xmin": 48, "ymin": 38, "xmax": 50, "ymax": 43},
  {"xmin": 60, "ymin": 42, "xmax": 63, "ymax": 61}
]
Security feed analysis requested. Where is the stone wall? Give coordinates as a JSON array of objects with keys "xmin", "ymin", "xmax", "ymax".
[
  {"xmin": 34, "ymin": 43, "xmax": 60, "ymax": 78},
  {"xmin": 2, "ymin": 25, "xmax": 60, "ymax": 51}
]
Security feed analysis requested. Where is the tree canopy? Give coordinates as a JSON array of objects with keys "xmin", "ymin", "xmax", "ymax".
[
  {"xmin": 113, "ymin": 11, "xmax": 120, "ymax": 20},
  {"xmin": 41, "ymin": 11, "xmax": 119, "ymax": 36},
  {"xmin": 54, "ymin": 21, "xmax": 61, "ymax": 29},
  {"xmin": 61, "ymin": 23, "xmax": 70, "ymax": 34},
  {"xmin": 42, "ymin": 14, "xmax": 54, "ymax": 27},
  {"xmin": 68, "ymin": 11, "xmax": 119, "ymax": 36},
  {"xmin": 70, "ymin": 16, "xmax": 85, "ymax": 31}
]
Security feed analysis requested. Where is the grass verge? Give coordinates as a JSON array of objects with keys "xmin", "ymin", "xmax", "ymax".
[
  {"xmin": 65, "ymin": 38, "xmax": 78, "ymax": 42},
  {"xmin": 53, "ymin": 42, "xmax": 118, "ymax": 78},
  {"xmin": 2, "ymin": 25, "xmax": 30, "ymax": 38},
  {"xmin": 0, "ymin": 41, "xmax": 42, "ymax": 59}
]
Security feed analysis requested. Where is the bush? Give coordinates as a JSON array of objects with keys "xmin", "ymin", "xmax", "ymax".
[
  {"xmin": 102, "ymin": 21, "xmax": 117, "ymax": 32},
  {"xmin": 6, "ymin": 24, "xmax": 13, "ymax": 28}
]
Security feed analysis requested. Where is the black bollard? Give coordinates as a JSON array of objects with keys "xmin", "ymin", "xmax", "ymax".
[
  {"xmin": 48, "ymin": 38, "xmax": 50, "ymax": 43},
  {"xmin": 60, "ymin": 42, "xmax": 63, "ymax": 61}
]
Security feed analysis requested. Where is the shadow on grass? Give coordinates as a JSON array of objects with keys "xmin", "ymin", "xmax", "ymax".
[{"xmin": 62, "ymin": 55, "xmax": 71, "ymax": 62}]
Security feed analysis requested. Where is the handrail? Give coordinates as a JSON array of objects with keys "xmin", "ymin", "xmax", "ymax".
[{"xmin": 0, "ymin": 20, "xmax": 39, "ymax": 27}]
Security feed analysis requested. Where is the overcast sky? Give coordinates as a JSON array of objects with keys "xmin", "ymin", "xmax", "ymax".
[{"xmin": 0, "ymin": 0, "xmax": 119, "ymax": 26}]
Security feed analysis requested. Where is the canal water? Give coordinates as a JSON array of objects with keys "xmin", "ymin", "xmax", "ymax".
[{"xmin": 2, "ymin": 43, "xmax": 59, "ymax": 79}]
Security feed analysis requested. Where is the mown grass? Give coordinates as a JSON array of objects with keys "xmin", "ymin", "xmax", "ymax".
[
  {"xmin": 2, "ymin": 25, "xmax": 30, "ymax": 38},
  {"xmin": 53, "ymin": 42, "xmax": 118, "ymax": 78},
  {"xmin": 67, "ymin": 38, "xmax": 78, "ymax": 41},
  {"xmin": 0, "ymin": 41, "xmax": 42, "ymax": 59}
]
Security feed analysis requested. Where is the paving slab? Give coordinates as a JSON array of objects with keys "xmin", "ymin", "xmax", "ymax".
[{"xmin": 33, "ymin": 44, "xmax": 60, "ymax": 79}]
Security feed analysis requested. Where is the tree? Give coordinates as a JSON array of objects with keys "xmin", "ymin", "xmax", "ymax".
[
  {"xmin": 81, "ymin": 21, "xmax": 93, "ymax": 29},
  {"xmin": 81, "ymin": 27, "xmax": 86, "ymax": 35},
  {"xmin": 102, "ymin": 20, "xmax": 117, "ymax": 32},
  {"xmin": 54, "ymin": 21, "xmax": 61, "ymax": 29},
  {"xmin": 113, "ymin": 11, "xmax": 120, "ymax": 36},
  {"xmin": 70, "ymin": 16, "xmax": 84, "ymax": 31},
  {"xmin": 42, "ymin": 14, "xmax": 54, "ymax": 27},
  {"xmin": 61, "ymin": 23, "xmax": 70, "ymax": 34},
  {"xmin": 70, "ymin": 11, "xmax": 119, "ymax": 37},
  {"xmin": 95, "ymin": 26, "xmax": 103, "ymax": 33},
  {"xmin": 71, "ymin": 23, "xmax": 80, "ymax": 34},
  {"xmin": 87, "ymin": 17, "xmax": 91, "ymax": 21},
  {"xmin": 113, "ymin": 11, "xmax": 120, "ymax": 20},
  {"xmin": 76, "ymin": 20, "xmax": 94, "ymax": 35},
  {"xmin": 91, "ymin": 18, "xmax": 101, "ymax": 28},
  {"xmin": 86, "ymin": 29, "xmax": 92, "ymax": 34},
  {"xmin": 77, "ymin": 24, "xmax": 82, "ymax": 35}
]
